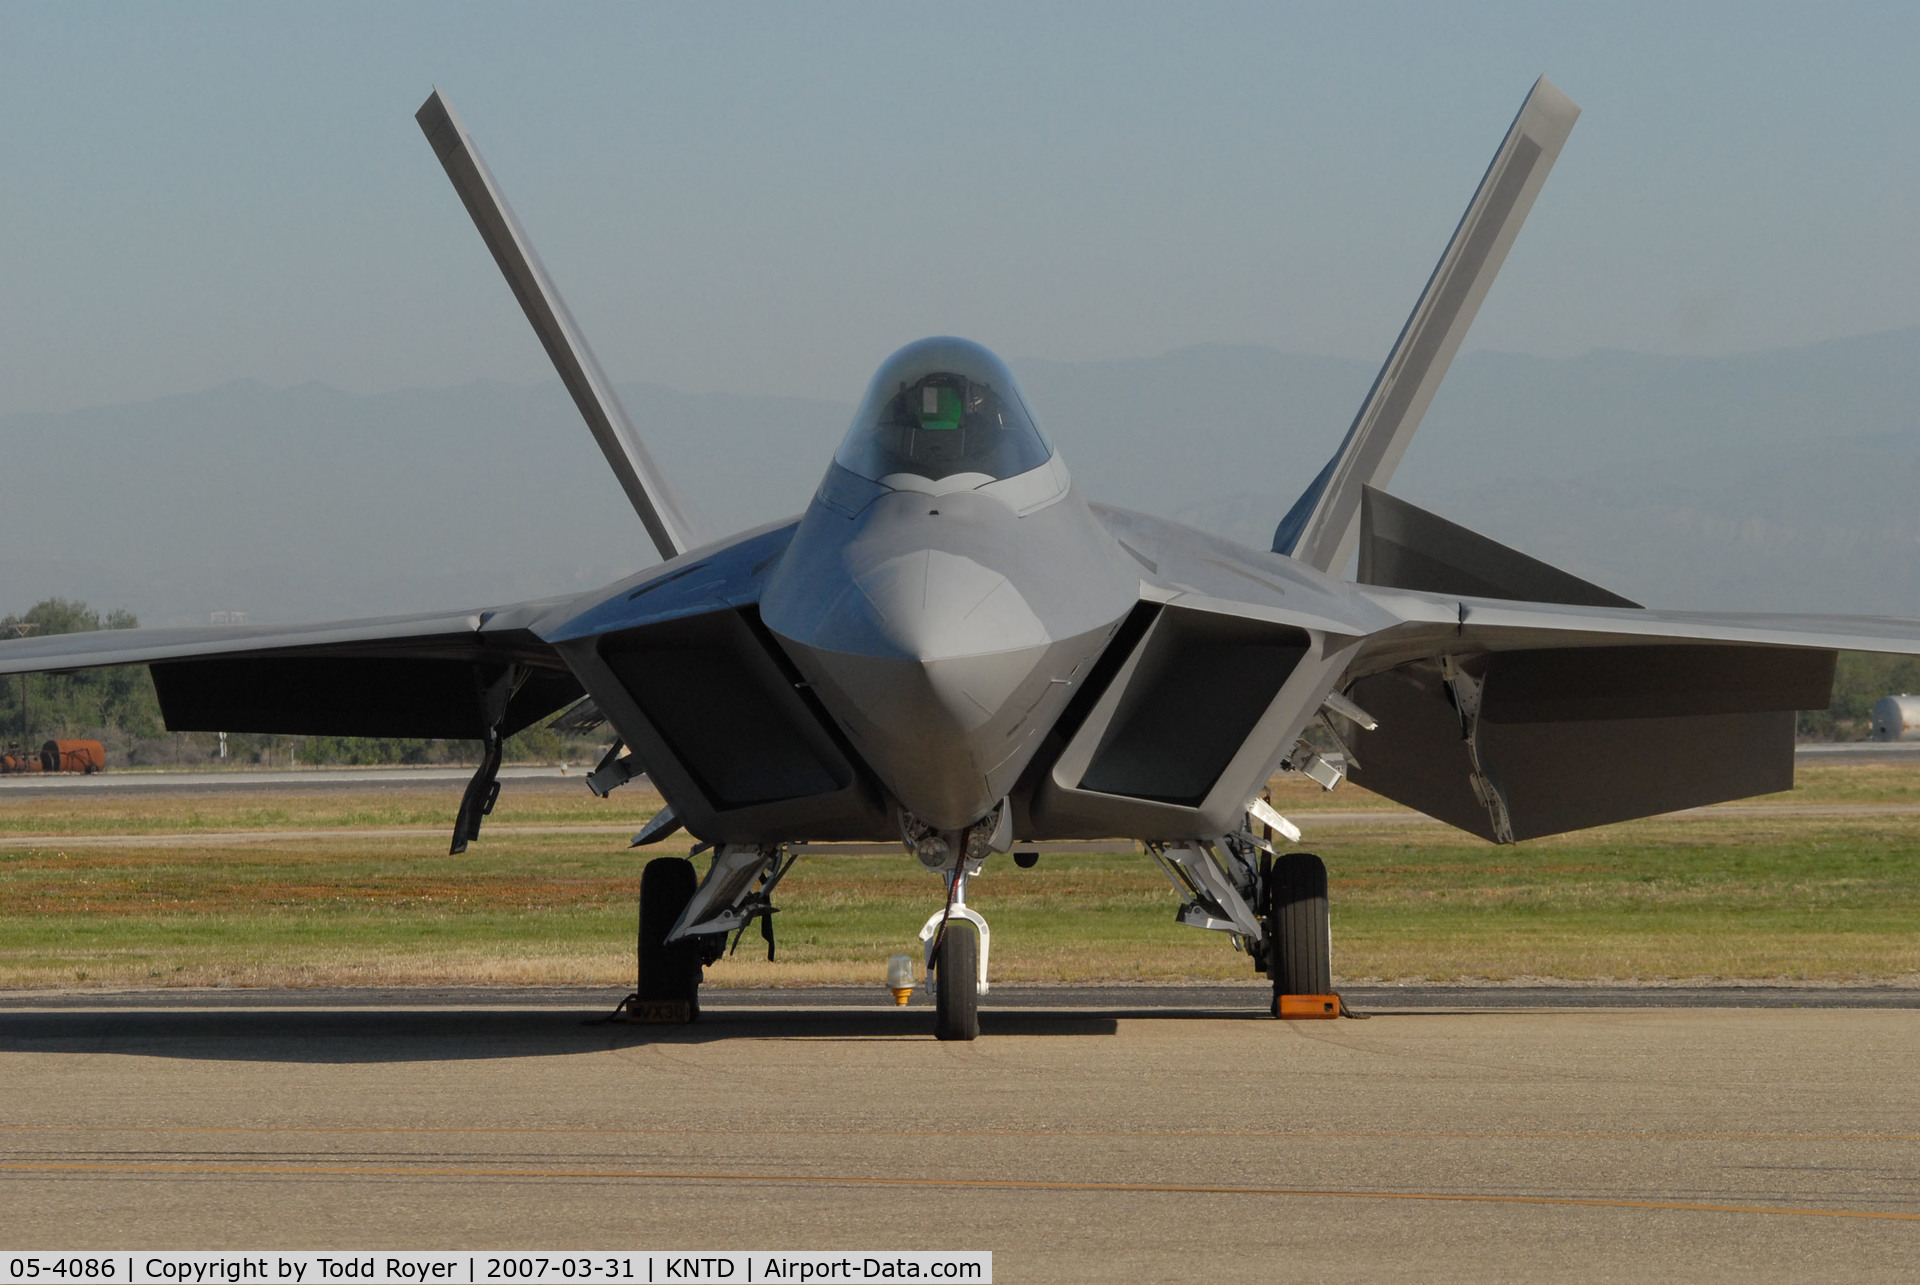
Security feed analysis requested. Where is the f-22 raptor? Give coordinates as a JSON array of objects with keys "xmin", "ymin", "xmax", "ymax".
[{"xmin": 8, "ymin": 79, "xmax": 1915, "ymax": 1039}]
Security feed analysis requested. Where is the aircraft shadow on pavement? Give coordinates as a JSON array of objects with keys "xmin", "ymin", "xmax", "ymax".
[{"xmin": 0, "ymin": 1006, "xmax": 1140, "ymax": 1064}]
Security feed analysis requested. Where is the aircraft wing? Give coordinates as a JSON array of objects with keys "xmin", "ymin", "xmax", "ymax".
[
  {"xmin": 1333, "ymin": 587, "xmax": 1920, "ymax": 844},
  {"xmin": 0, "ymin": 598, "xmax": 583, "ymax": 740},
  {"xmin": 1059, "ymin": 506, "xmax": 1920, "ymax": 847},
  {"xmin": 0, "ymin": 512, "xmax": 809, "ymax": 743},
  {"xmin": 1356, "ymin": 588, "xmax": 1920, "ymax": 669},
  {"xmin": 0, "ymin": 517, "xmax": 805, "ymax": 853}
]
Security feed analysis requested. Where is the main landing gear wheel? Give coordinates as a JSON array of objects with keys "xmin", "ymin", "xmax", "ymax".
[
  {"xmin": 1267, "ymin": 852, "xmax": 1331, "ymax": 1013},
  {"xmin": 933, "ymin": 919, "xmax": 981, "ymax": 1042},
  {"xmin": 638, "ymin": 856, "xmax": 703, "ymax": 1020}
]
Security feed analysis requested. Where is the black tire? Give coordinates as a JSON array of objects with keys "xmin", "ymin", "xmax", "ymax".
[
  {"xmin": 933, "ymin": 920, "xmax": 981, "ymax": 1041},
  {"xmin": 638, "ymin": 856, "xmax": 703, "ymax": 1018},
  {"xmin": 1267, "ymin": 852, "xmax": 1331, "ymax": 1002}
]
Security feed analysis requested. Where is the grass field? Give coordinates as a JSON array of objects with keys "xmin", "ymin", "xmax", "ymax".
[{"xmin": 3, "ymin": 764, "xmax": 1920, "ymax": 990}]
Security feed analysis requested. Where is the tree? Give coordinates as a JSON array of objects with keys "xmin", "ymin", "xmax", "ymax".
[
  {"xmin": 1, "ymin": 598, "xmax": 606, "ymax": 767},
  {"xmin": 0, "ymin": 599, "xmax": 159, "ymax": 753}
]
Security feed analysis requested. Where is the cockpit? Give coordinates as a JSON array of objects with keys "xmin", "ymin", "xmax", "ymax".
[{"xmin": 834, "ymin": 338, "xmax": 1056, "ymax": 488}]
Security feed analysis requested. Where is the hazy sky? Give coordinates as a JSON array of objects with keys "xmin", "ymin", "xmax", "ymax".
[{"xmin": 1, "ymin": 2, "xmax": 1916, "ymax": 414}]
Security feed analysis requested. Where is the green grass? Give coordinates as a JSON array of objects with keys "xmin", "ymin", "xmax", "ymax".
[
  {"xmin": 4, "ymin": 768, "xmax": 1920, "ymax": 989},
  {"xmin": 0, "ymin": 783, "xmax": 637, "ymax": 836},
  {"xmin": 1327, "ymin": 815, "xmax": 1920, "ymax": 982},
  {"xmin": 0, "ymin": 761, "xmax": 1906, "ymax": 837}
]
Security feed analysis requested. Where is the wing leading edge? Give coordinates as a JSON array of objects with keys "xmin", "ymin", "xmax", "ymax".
[{"xmin": 0, "ymin": 601, "xmax": 581, "ymax": 740}]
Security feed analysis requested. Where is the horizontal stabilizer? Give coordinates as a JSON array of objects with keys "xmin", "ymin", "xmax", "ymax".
[
  {"xmin": 0, "ymin": 601, "xmax": 581, "ymax": 740},
  {"xmin": 1358, "ymin": 485, "xmax": 1638, "ymax": 608},
  {"xmin": 1348, "ymin": 645, "xmax": 1834, "ymax": 842},
  {"xmin": 154, "ymin": 657, "xmax": 580, "ymax": 740}
]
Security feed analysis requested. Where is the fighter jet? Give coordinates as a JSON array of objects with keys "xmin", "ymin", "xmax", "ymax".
[{"xmin": 7, "ymin": 79, "xmax": 1915, "ymax": 1039}]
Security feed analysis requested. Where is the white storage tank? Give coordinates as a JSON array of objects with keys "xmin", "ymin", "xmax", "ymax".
[{"xmin": 1869, "ymin": 694, "xmax": 1920, "ymax": 741}]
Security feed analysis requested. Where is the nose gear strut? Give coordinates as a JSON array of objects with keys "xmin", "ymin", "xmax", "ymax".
[{"xmin": 904, "ymin": 805, "xmax": 1000, "ymax": 1041}]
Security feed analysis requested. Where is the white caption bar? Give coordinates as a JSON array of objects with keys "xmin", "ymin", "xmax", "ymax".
[{"xmin": 0, "ymin": 1255, "xmax": 990, "ymax": 1285}]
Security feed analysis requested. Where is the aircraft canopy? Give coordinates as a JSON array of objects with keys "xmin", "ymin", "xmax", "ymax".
[{"xmin": 835, "ymin": 337, "xmax": 1053, "ymax": 484}]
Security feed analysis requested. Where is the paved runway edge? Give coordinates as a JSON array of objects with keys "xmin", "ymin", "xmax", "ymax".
[{"xmin": 3, "ymin": 983, "xmax": 1919, "ymax": 1011}]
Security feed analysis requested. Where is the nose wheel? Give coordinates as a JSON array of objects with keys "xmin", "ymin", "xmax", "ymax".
[
  {"xmin": 918, "ymin": 863, "xmax": 991, "ymax": 1042},
  {"xmin": 932, "ymin": 918, "xmax": 981, "ymax": 1040}
]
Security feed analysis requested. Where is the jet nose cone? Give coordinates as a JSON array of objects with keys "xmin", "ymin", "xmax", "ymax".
[
  {"xmin": 807, "ymin": 548, "xmax": 1052, "ymax": 740},
  {"xmin": 760, "ymin": 486, "xmax": 1139, "ymax": 831},
  {"xmin": 856, "ymin": 545, "xmax": 1052, "ymax": 672},
  {"xmin": 768, "ymin": 549, "xmax": 1078, "ymax": 830}
]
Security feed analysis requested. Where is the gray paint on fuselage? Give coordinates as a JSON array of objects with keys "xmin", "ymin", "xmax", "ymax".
[
  {"xmin": 762, "ymin": 465, "xmax": 1138, "ymax": 830},
  {"xmin": 547, "ymin": 517, "xmax": 801, "ymax": 643}
]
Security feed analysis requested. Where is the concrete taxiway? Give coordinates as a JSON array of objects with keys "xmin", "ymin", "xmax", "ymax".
[
  {"xmin": 1, "ymin": 988, "xmax": 1917, "ymax": 1281},
  {"xmin": 0, "ymin": 765, "xmax": 592, "ymax": 794},
  {"xmin": 3, "ymin": 736, "xmax": 1910, "ymax": 796}
]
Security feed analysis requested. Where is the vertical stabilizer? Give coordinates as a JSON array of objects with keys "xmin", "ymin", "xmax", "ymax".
[
  {"xmin": 417, "ymin": 89, "xmax": 700, "ymax": 562},
  {"xmin": 1274, "ymin": 77, "xmax": 1579, "ymax": 573}
]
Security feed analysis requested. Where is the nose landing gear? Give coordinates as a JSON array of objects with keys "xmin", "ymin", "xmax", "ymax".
[
  {"xmin": 919, "ymin": 863, "xmax": 990, "ymax": 1041},
  {"xmin": 932, "ymin": 915, "xmax": 981, "ymax": 1041},
  {"xmin": 904, "ymin": 809, "xmax": 998, "ymax": 1042}
]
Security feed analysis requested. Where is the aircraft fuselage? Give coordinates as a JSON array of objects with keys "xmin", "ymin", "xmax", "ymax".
[{"xmin": 762, "ymin": 464, "xmax": 1138, "ymax": 832}]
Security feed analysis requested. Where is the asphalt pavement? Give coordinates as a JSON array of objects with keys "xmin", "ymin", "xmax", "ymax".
[{"xmin": 1, "ymin": 987, "xmax": 1916, "ymax": 1281}]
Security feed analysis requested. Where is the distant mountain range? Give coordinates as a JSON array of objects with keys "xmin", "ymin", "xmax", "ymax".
[{"xmin": 3, "ymin": 326, "xmax": 1917, "ymax": 625}]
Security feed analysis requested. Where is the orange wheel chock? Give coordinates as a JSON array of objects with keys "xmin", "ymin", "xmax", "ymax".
[{"xmin": 1275, "ymin": 994, "xmax": 1341, "ymax": 1020}]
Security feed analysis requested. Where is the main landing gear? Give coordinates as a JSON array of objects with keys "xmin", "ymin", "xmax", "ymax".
[
  {"xmin": 630, "ymin": 844, "xmax": 796, "ymax": 1023},
  {"xmin": 633, "ymin": 856, "xmax": 705, "ymax": 1021},
  {"xmin": 1265, "ymin": 852, "xmax": 1334, "ymax": 1017},
  {"xmin": 1151, "ymin": 821, "xmax": 1339, "ymax": 1019}
]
